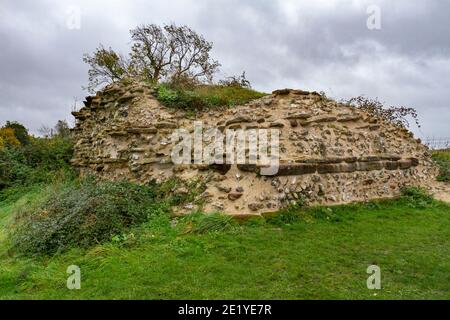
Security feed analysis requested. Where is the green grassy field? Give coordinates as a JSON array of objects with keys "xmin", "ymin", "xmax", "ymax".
[{"xmin": 0, "ymin": 187, "xmax": 449, "ymax": 300}]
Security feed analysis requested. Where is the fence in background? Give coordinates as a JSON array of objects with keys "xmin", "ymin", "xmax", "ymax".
[{"xmin": 423, "ymin": 137, "xmax": 450, "ymax": 150}]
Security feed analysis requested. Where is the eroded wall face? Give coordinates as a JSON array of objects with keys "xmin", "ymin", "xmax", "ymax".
[{"xmin": 72, "ymin": 83, "xmax": 438, "ymax": 215}]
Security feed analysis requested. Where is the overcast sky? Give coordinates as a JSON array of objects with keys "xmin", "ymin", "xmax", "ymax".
[{"xmin": 0, "ymin": 0, "xmax": 449, "ymax": 139}]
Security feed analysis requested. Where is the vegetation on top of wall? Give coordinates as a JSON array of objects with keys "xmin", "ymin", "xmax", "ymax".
[
  {"xmin": 83, "ymin": 22, "xmax": 266, "ymax": 107},
  {"xmin": 346, "ymin": 96, "xmax": 420, "ymax": 129},
  {"xmin": 156, "ymin": 81, "xmax": 266, "ymax": 111},
  {"xmin": 83, "ymin": 23, "xmax": 220, "ymax": 93}
]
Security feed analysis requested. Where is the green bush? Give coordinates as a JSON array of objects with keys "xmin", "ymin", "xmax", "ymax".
[
  {"xmin": 432, "ymin": 149, "xmax": 450, "ymax": 182},
  {"xmin": 0, "ymin": 135, "xmax": 73, "ymax": 191},
  {"xmin": 9, "ymin": 176, "xmax": 208, "ymax": 256},
  {"xmin": 156, "ymin": 84, "xmax": 180, "ymax": 106},
  {"xmin": 11, "ymin": 178, "xmax": 171, "ymax": 256}
]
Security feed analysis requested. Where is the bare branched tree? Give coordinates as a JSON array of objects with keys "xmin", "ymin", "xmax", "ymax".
[
  {"xmin": 130, "ymin": 23, "xmax": 220, "ymax": 83},
  {"xmin": 54, "ymin": 120, "xmax": 71, "ymax": 138},
  {"xmin": 83, "ymin": 23, "xmax": 220, "ymax": 92},
  {"xmin": 219, "ymin": 71, "xmax": 251, "ymax": 88},
  {"xmin": 347, "ymin": 96, "xmax": 420, "ymax": 129}
]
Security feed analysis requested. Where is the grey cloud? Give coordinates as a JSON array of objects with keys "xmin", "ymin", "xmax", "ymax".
[{"xmin": 0, "ymin": 0, "xmax": 449, "ymax": 138}]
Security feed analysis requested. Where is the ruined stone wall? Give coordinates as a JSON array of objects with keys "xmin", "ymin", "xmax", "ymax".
[{"xmin": 71, "ymin": 82, "xmax": 438, "ymax": 215}]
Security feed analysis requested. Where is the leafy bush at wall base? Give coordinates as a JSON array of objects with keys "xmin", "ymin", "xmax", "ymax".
[
  {"xmin": 11, "ymin": 178, "xmax": 172, "ymax": 256},
  {"xmin": 400, "ymin": 187, "xmax": 434, "ymax": 208}
]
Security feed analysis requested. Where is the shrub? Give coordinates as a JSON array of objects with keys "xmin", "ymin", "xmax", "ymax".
[
  {"xmin": 0, "ymin": 135, "xmax": 73, "ymax": 191},
  {"xmin": 2, "ymin": 121, "xmax": 30, "ymax": 145},
  {"xmin": 218, "ymin": 71, "xmax": 251, "ymax": 88},
  {"xmin": 432, "ymin": 149, "xmax": 450, "ymax": 182},
  {"xmin": 11, "ymin": 178, "xmax": 173, "ymax": 256},
  {"xmin": 157, "ymin": 84, "xmax": 181, "ymax": 106},
  {"xmin": 9, "ymin": 176, "xmax": 209, "ymax": 256},
  {"xmin": 347, "ymin": 96, "xmax": 420, "ymax": 129}
]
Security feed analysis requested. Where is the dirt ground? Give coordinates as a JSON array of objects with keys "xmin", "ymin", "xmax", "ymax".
[{"xmin": 432, "ymin": 182, "xmax": 450, "ymax": 203}]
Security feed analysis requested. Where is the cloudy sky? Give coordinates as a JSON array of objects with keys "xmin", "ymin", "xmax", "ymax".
[{"xmin": 0, "ymin": 0, "xmax": 449, "ymax": 139}]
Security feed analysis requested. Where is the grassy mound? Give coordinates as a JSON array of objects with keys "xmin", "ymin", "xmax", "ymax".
[{"xmin": 156, "ymin": 83, "xmax": 266, "ymax": 111}]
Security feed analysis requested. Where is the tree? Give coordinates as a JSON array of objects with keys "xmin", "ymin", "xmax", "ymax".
[
  {"xmin": 38, "ymin": 125, "xmax": 53, "ymax": 138},
  {"xmin": 83, "ymin": 23, "xmax": 220, "ymax": 91},
  {"xmin": 0, "ymin": 128, "xmax": 20, "ymax": 149},
  {"xmin": 3, "ymin": 121, "xmax": 30, "ymax": 145},
  {"xmin": 130, "ymin": 24, "xmax": 220, "ymax": 83},
  {"xmin": 38, "ymin": 120, "xmax": 72, "ymax": 138},
  {"xmin": 83, "ymin": 45, "xmax": 130, "ymax": 93},
  {"xmin": 54, "ymin": 120, "xmax": 71, "ymax": 138}
]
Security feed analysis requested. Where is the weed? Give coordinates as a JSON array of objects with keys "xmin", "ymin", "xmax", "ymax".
[{"xmin": 401, "ymin": 186, "xmax": 434, "ymax": 208}]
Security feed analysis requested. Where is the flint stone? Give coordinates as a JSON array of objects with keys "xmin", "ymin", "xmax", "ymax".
[
  {"xmin": 228, "ymin": 192, "xmax": 243, "ymax": 201},
  {"xmin": 156, "ymin": 122, "xmax": 177, "ymax": 129},
  {"xmin": 398, "ymin": 159, "xmax": 413, "ymax": 169},
  {"xmin": 226, "ymin": 116, "xmax": 252, "ymax": 125},
  {"xmin": 285, "ymin": 112, "xmax": 312, "ymax": 120}
]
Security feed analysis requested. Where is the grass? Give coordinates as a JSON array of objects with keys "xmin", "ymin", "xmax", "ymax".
[
  {"xmin": 156, "ymin": 83, "xmax": 267, "ymax": 112},
  {"xmin": 432, "ymin": 148, "xmax": 450, "ymax": 182},
  {"xmin": 0, "ymin": 186, "xmax": 449, "ymax": 300}
]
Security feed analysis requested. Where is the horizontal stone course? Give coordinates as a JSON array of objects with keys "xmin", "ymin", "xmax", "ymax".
[
  {"xmin": 236, "ymin": 156, "xmax": 418, "ymax": 176},
  {"xmin": 337, "ymin": 115, "xmax": 362, "ymax": 122},
  {"xmin": 285, "ymin": 112, "xmax": 312, "ymax": 120},
  {"xmin": 277, "ymin": 163, "xmax": 318, "ymax": 175},
  {"xmin": 302, "ymin": 116, "xmax": 337, "ymax": 125},
  {"xmin": 126, "ymin": 127, "xmax": 158, "ymax": 134}
]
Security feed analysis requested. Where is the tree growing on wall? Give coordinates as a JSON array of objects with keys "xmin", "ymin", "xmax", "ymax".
[
  {"xmin": 83, "ymin": 23, "xmax": 220, "ymax": 93},
  {"xmin": 83, "ymin": 45, "xmax": 130, "ymax": 93}
]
